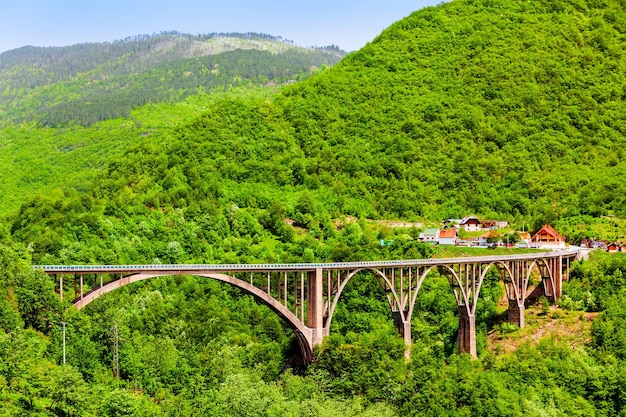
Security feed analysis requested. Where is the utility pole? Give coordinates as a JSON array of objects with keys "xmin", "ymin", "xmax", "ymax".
[
  {"xmin": 112, "ymin": 323, "xmax": 120, "ymax": 379},
  {"xmin": 61, "ymin": 322, "xmax": 67, "ymax": 365}
]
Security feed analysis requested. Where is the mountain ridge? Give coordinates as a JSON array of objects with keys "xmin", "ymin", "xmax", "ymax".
[{"xmin": 0, "ymin": 32, "xmax": 345, "ymax": 126}]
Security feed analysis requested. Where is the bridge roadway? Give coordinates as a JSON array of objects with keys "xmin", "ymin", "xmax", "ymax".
[{"xmin": 35, "ymin": 248, "xmax": 580, "ymax": 363}]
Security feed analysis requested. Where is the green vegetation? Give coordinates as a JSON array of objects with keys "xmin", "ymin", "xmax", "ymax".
[
  {"xmin": 0, "ymin": 32, "xmax": 343, "ymax": 217},
  {"xmin": 1, "ymin": 0, "xmax": 626, "ymax": 414},
  {"xmin": 3, "ymin": 231, "xmax": 626, "ymax": 415},
  {"xmin": 555, "ymin": 215, "xmax": 626, "ymax": 244},
  {"xmin": 274, "ymin": 0, "xmax": 626, "ymax": 223},
  {"xmin": 3, "ymin": 0, "xmax": 626, "ymax": 225}
]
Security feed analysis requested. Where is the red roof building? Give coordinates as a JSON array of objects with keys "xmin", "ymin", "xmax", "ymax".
[
  {"xmin": 438, "ymin": 228, "xmax": 458, "ymax": 245},
  {"xmin": 531, "ymin": 224, "xmax": 565, "ymax": 249}
]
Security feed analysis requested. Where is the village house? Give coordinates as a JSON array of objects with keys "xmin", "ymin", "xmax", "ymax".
[
  {"xmin": 443, "ymin": 216, "xmax": 509, "ymax": 232},
  {"xmin": 580, "ymin": 238, "xmax": 608, "ymax": 250},
  {"xmin": 517, "ymin": 232, "xmax": 531, "ymax": 248},
  {"xmin": 438, "ymin": 228, "xmax": 458, "ymax": 245},
  {"xmin": 459, "ymin": 215, "xmax": 482, "ymax": 232},
  {"xmin": 468, "ymin": 235, "xmax": 488, "ymax": 247},
  {"xmin": 531, "ymin": 224, "xmax": 565, "ymax": 249},
  {"xmin": 480, "ymin": 220, "xmax": 497, "ymax": 230},
  {"xmin": 519, "ymin": 232, "xmax": 531, "ymax": 244},
  {"xmin": 419, "ymin": 228, "xmax": 440, "ymax": 243}
]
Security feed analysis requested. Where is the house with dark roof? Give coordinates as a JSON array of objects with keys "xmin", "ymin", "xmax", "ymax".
[
  {"xmin": 481, "ymin": 220, "xmax": 497, "ymax": 230},
  {"xmin": 459, "ymin": 216, "xmax": 482, "ymax": 231}
]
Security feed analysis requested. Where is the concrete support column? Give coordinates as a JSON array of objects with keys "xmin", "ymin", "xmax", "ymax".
[
  {"xmin": 555, "ymin": 256, "xmax": 563, "ymax": 299},
  {"xmin": 508, "ymin": 300, "xmax": 525, "ymax": 328},
  {"xmin": 392, "ymin": 311, "xmax": 412, "ymax": 360},
  {"xmin": 458, "ymin": 307, "xmax": 476, "ymax": 358},
  {"xmin": 542, "ymin": 275, "xmax": 555, "ymax": 302},
  {"xmin": 307, "ymin": 268, "xmax": 325, "ymax": 346}
]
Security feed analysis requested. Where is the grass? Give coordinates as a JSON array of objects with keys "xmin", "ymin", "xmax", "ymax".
[
  {"xmin": 432, "ymin": 245, "xmax": 546, "ymax": 258},
  {"xmin": 488, "ymin": 305, "xmax": 597, "ymax": 354}
]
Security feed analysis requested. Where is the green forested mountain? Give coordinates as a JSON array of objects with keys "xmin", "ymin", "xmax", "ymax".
[
  {"xmin": 0, "ymin": 32, "xmax": 343, "ymax": 216},
  {"xmin": 0, "ymin": 32, "xmax": 344, "ymax": 126},
  {"xmin": 30, "ymin": 0, "xmax": 622, "ymax": 234},
  {"xmin": 277, "ymin": 0, "xmax": 626, "ymax": 221},
  {"xmin": 2, "ymin": 0, "xmax": 626, "ymax": 415}
]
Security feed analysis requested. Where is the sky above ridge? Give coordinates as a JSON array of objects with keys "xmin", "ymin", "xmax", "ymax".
[{"xmin": 0, "ymin": 0, "xmax": 445, "ymax": 54}]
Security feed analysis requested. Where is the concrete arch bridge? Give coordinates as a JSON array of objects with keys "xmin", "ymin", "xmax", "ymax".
[{"xmin": 35, "ymin": 249, "xmax": 580, "ymax": 363}]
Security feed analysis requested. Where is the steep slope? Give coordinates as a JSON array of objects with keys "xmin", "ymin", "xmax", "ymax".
[
  {"xmin": 277, "ymin": 0, "xmax": 626, "ymax": 221},
  {"xmin": 89, "ymin": 0, "xmax": 626, "ymax": 224},
  {"xmin": 10, "ymin": 0, "xmax": 626, "ymax": 266},
  {"xmin": 0, "ymin": 33, "xmax": 344, "ymax": 216}
]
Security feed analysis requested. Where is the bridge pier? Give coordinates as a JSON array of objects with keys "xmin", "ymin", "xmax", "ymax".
[
  {"xmin": 306, "ymin": 269, "xmax": 327, "ymax": 349},
  {"xmin": 508, "ymin": 300, "xmax": 525, "ymax": 328},
  {"xmin": 498, "ymin": 261, "xmax": 530, "ymax": 329},
  {"xmin": 539, "ymin": 258, "xmax": 559, "ymax": 303},
  {"xmin": 392, "ymin": 311, "xmax": 412, "ymax": 360},
  {"xmin": 555, "ymin": 256, "xmax": 563, "ymax": 300},
  {"xmin": 457, "ymin": 307, "xmax": 476, "ymax": 358}
]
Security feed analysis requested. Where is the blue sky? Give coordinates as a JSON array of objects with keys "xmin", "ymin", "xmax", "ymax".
[{"xmin": 1, "ymin": 1, "xmax": 445, "ymax": 54}]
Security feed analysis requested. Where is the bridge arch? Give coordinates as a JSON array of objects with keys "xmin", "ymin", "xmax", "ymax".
[
  {"xmin": 326, "ymin": 265, "xmax": 449, "ymax": 326},
  {"xmin": 527, "ymin": 258, "xmax": 557, "ymax": 299},
  {"xmin": 325, "ymin": 267, "xmax": 403, "ymax": 332},
  {"xmin": 324, "ymin": 264, "xmax": 451, "ymax": 356},
  {"xmin": 74, "ymin": 271, "xmax": 314, "ymax": 363}
]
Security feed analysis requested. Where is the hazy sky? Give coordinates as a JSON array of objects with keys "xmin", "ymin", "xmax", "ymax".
[{"xmin": 1, "ymin": 1, "xmax": 445, "ymax": 54}]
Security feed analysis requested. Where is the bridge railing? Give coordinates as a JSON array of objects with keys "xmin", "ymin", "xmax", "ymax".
[{"xmin": 32, "ymin": 249, "xmax": 580, "ymax": 273}]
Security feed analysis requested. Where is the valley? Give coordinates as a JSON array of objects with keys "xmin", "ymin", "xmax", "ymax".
[{"xmin": 1, "ymin": 1, "xmax": 626, "ymax": 415}]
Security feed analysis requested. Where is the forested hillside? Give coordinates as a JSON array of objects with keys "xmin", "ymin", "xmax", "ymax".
[
  {"xmin": 0, "ymin": 32, "xmax": 344, "ymax": 126},
  {"xmin": 0, "ymin": 31, "xmax": 343, "ymax": 216},
  {"xmin": 276, "ymin": 0, "xmax": 626, "ymax": 221},
  {"xmin": 45, "ymin": 0, "xmax": 624, "ymax": 229},
  {"xmin": 2, "ymin": 0, "xmax": 626, "ymax": 415}
]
